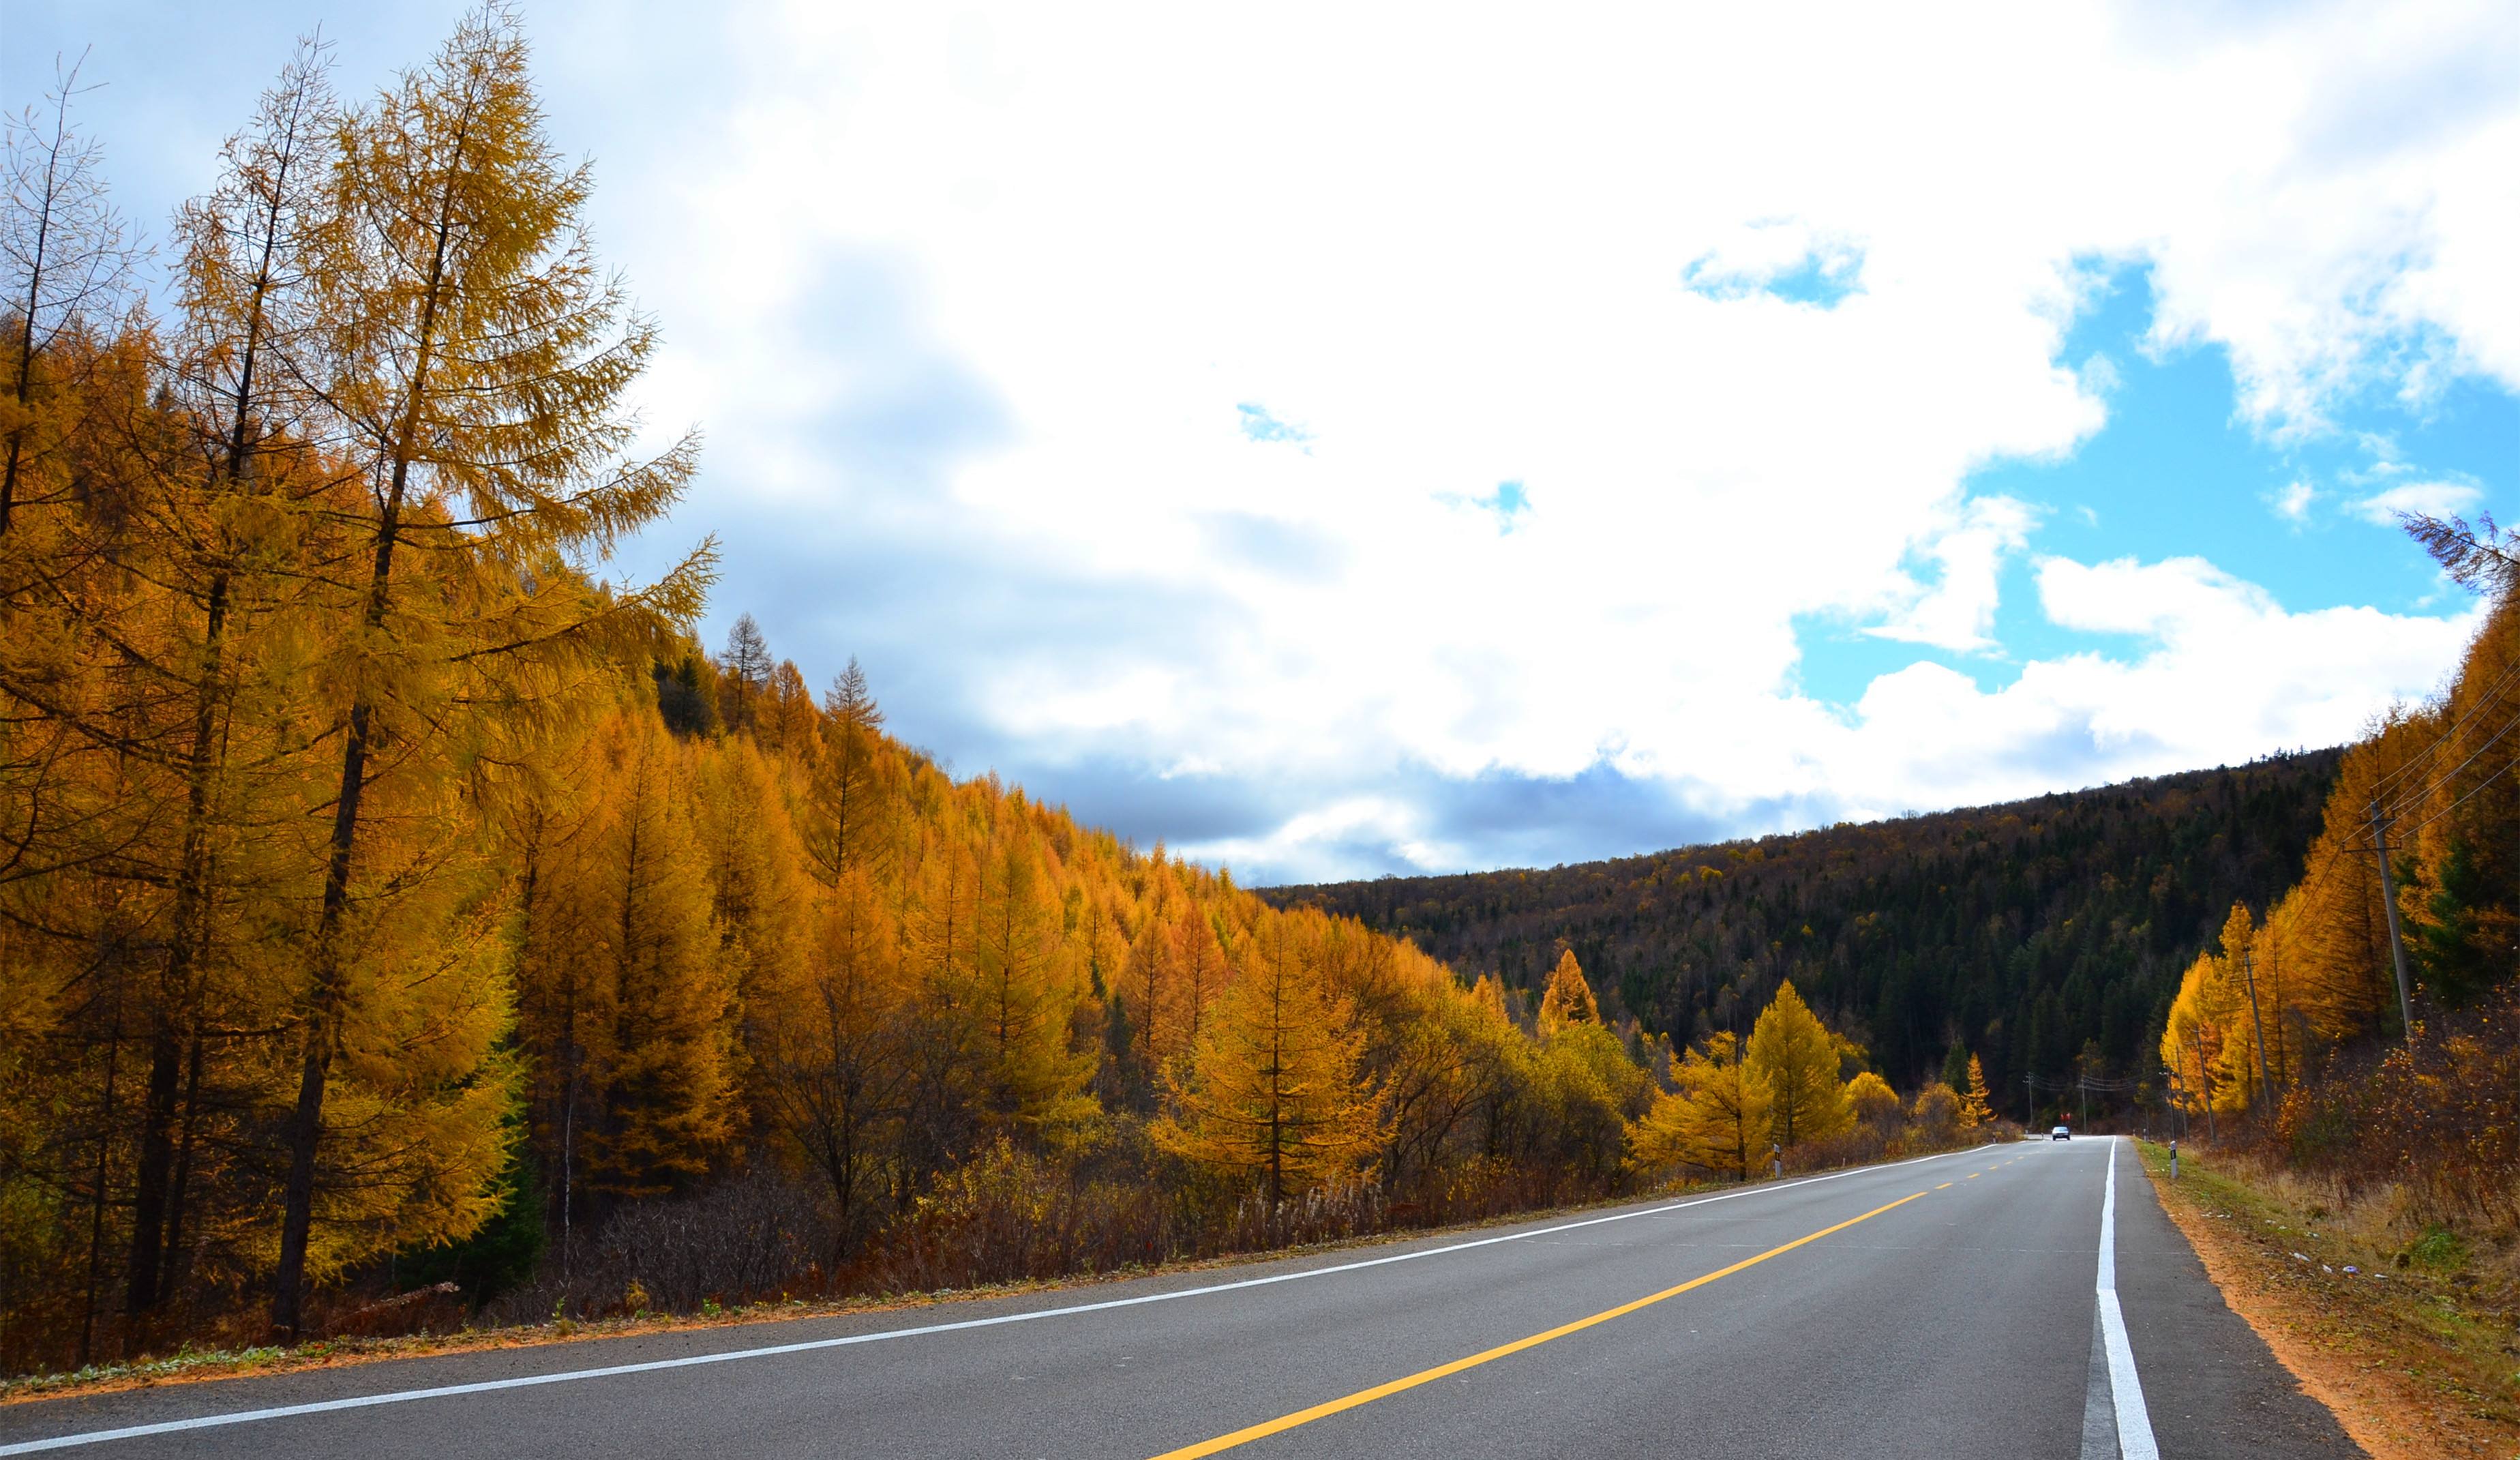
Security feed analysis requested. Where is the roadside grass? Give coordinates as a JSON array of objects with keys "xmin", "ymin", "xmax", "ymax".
[
  {"xmin": 0, "ymin": 1186, "xmax": 1705, "ymax": 1406},
  {"xmin": 3, "ymin": 1137, "xmax": 2002, "ymax": 1407},
  {"xmin": 2134, "ymin": 1137, "xmax": 2520, "ymax": 1460}
]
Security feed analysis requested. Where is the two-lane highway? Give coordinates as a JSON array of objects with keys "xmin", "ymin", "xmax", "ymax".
[{"xmin": 0, "ymin": 1139, "xmax": 2358, "ymax": 1459}]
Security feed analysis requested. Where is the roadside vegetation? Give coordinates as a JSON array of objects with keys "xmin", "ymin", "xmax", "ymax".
[
  {"xmin": 2136, "ymin": 1138, "xmax": 2519, "ymax": 1460},
  {"xmin": 2143, "ymin": 513, "xmax": 2520, "ymax": 1446}
]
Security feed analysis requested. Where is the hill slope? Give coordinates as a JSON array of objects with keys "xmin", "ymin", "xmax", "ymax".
[{"xmin": 1263, "ymin": 751, "xmax": 2343, "ymax": 1109}]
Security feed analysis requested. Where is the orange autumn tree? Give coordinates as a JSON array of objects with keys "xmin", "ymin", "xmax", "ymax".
[
  {"xmin": 1847, "ymin": 1071, "xmax": 1902, "ymax": 1130},
  {"xmin": 1155, "ymin": 921, "xmax": 1382, "ymax": 1206},
  {"xmin": 267, "ymin": 5, "xmax": 715, "ymax": 1338},
  {"xmin": 1536, "ymin": 949, "xmax": 1601, "ymax": 1035}
]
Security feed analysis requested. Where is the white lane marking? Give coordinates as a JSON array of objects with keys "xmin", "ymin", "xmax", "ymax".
[
  {"xmin": 2097, "ymin": 1138, "xmax": 2161, "ymax": 1460},
  {"xmin": 1, "ymin": 1144, "xmax": 2000, "ymax": 1455}
]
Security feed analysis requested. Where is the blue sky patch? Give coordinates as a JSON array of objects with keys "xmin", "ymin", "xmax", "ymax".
[
  {"xmin": 1436, "ymin": 481, "xmax": 1533, "ymax": 533},
  {"xmin": 1236, "ymin": 402, "xmax": 1312, "ymax": 446},
  {"xmin": 1681, "ymin": 235, "xmax": 1865, "ymax": 309},
  {"xmin": 1795, "ymin": 260, "xmax": 2517, "ymax": 707}
]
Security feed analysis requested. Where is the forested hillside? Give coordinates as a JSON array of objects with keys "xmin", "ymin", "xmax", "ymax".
[
  {"xmin": 0, "ymin": 12, "xmax": 1687, "ymax": 1375},
  {"xmin": 1266, "ymin": 751, "xmax": 2342, "ymax": 1113},
  {"xmin": 2161, "ymin": 511, "xmax": 2517, "ymax": 1230}
]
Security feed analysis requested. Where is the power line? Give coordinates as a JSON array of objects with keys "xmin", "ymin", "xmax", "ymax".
[
  {"xmin": 2399, "ymin": 749, "xmax": 2520, "ymax": 839},
  {"xmin": 2382, "ymin": 703, "xmax": 2520, "ymax": 822},
  {"xmin": 2370, "ymin": 652, "xmax": 2520, "ymax": 803}
]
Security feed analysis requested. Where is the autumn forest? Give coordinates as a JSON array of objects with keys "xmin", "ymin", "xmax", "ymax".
[{"xmin": 3, "ymin": 8, "xmax": 2514, "ymax": 1383}]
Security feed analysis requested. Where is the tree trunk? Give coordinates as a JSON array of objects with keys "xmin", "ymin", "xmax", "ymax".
[{"xmin": 271, "ymin": 504, "xmax": 400, "ymax": 1339}]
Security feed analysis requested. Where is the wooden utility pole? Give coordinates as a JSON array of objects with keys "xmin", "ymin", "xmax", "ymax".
[
  {"xmin": 2191, "ymin": 1026, "xmax": 2217, "ymax": 1144},
  {"xmin": 2367, "ymin": 799, "xmax": 2418, "ymax": 1044},
  {"xmin": 2239, "ymin": 951, "xmax": 2276, "ymax": 1106}
]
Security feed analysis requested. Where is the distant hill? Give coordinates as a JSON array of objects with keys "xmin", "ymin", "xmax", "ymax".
[{"xmin": 1261, "ymin": 751, "xmax": 2343, "ymax": 1108}]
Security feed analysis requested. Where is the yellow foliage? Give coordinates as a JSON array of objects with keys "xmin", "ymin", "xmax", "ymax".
[
  {"xmin": 1537, "ymin": 949, "xmax": 1601, "ymax": 1036},
  {"xmin": 1154, "ymin": 922, "xmax": 1382, "ymax": 1205},
  {"xmin": 1846, "ymin": 1070, "xmax": 1900, "ymax": 1128},
  {"xmin": 1745, "ymin": 979, "xmax": 1852, "ymax": 1147},
  {"xmin": 1629, "ymin": 1032, "xmax": 1773, "ymax": 1180},
  {"xmin": 1960, "ymin": 1055, "xmax": 1992, "ymax": 1129}
]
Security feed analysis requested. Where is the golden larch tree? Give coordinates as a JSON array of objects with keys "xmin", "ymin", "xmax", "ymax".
[
  {"xmin": 1627, "ymin": 1032, "xmax": 1772, "ymax": 1181},
  {"xmin": 1536, "ymin": 949, "xmax": 1600, "ymax": 1036},
  {"xmin": 1960, "ymin": 1055, "xmax": 1993, "ymax": 1130},
  {"xmin": 1744, "ymin": 979, "xmax": 1851, "ymax": 1148},
  {"xmin": 583, "ymin": 712, "xmax": 736, "ymax": 1200},
  {"xmin": 1155, "ymin": 923, "xmax": 1381, "ymax": 1206},
  {"xmin": 267, "ymin": 5, "xmax": 710, "ymax": 1337}
]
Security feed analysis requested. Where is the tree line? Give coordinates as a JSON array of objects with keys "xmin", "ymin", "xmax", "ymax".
[{"xmin": 1269, "ymin": 751, "xmax": 2340, "ymax": 1120}]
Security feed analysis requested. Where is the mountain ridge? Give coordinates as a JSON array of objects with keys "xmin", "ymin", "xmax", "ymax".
[{"xmin": 1261, "ymin": 749, "xmax": 2345, "ymax": 1112}]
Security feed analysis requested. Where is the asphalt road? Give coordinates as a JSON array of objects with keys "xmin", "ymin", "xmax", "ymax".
[{"xmin": 1, "ymin": 1137, "xmax": 2359, "ymax": 1459}]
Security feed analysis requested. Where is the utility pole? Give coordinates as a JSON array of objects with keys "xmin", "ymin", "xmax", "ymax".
[
  {"xmin": 2078, "ymin": 1075, "xmax": 2088, "ymax": 1131},
  {"xmin": 2239, "ymin": 951, "xmax": 2276, "ymax": 1108},
  {"xmin": 2191, "ymin": 1026, "xmax": 2217, "ymax": 1144},
  {"xmin": 2368, "ymin": 799, "xmax": 2418, "ymax": 1045},
  {"xmin": 2023, "ymin": 1073, "xmax": 2034, "ymax": 1128}
]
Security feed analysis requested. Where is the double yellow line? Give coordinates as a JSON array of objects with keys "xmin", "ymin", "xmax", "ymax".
[{"xmin": 1150, "ymin": 1189, "xmax": 1928, "ymax": 1459}]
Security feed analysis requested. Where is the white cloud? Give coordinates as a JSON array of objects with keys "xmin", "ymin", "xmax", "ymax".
[
  {"xmin": 2272, "ymin": 480, "xmax": 2315, "ymax": 522},
  {"xmin": 1815, "ymin": 556, "xmax": 2484, "ymax": 818},
  {"xmin": 575, "ymin": 0, "xmax": 2512, "ymax": 878},
  {"xmin": 2353, "ymin": 479, "xmax": 2487, "ymax": 524},
  {"xmin": 1864, "ymin": 496, "xmax": 2039, "ymax": 653}
]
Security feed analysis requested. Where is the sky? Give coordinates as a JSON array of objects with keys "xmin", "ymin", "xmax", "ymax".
[{"xmin": 10, "ymin": 1, "xmax": 2517, "ymax": 884}]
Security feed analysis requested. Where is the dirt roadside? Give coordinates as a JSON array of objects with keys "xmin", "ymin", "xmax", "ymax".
[{"xmin": 2134, "ymin": 1138, "xmax": 2520, "ymax": 1460}]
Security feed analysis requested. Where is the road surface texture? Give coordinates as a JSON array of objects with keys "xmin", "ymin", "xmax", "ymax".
[{"xmin": 1, "ymin": 1138, "xmax": 2358, "ymax": 1459}]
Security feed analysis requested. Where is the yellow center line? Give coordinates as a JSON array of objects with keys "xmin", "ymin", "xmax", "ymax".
[
  {"xmin": 1968, "ymin": 1173, "xmax": 1981, "ymax": 1179},
  {"xmin": 1936, "ymin": 1181, "xmax": 1953, "ymax": 1189},
  {"xmin": 1146, "ymin": 1190, "xmax": 1929, "ymax": 1460}
]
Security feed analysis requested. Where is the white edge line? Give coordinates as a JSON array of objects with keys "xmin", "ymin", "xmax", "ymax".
[
  {"xmin": 1, "ymin": 1142, "xmax": 2000, "ymax": 1455},
  {"xmin": 2099, "ymin": 1137, "xmax": 2161, "ymax": 1460}
]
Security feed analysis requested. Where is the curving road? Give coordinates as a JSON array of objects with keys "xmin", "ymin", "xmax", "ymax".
[{"xmin": 0, "ymin": 1138, "xmax": 2358, "ymax": 1459}]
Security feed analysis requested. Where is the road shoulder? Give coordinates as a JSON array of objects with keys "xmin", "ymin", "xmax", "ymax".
[
  {"xmin": 2105, "ymin": 1139, "xmax": 2364, "ymax": 1458},
  {"xmin": 2132, "ymin": 1140, "xmax": 2520, "ymax": 1460}
]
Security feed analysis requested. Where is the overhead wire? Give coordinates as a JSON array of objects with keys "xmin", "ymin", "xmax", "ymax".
[
  {"xmin": 2399, "ymin": 749, "xmax": 2520, "ymax": 839},
  {"xmin": 2368, "ymin": 651, "xmax": 2520, "ymax": 805},
  {"xmin": 2380, "ymin": 697, "xmax": 2520, "ymax": 822}
]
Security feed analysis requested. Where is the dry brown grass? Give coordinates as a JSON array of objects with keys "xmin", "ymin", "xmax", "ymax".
[{"xmin": 2137, "ymin": 1139, "xmax": 2520, "ymax": 1460}]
